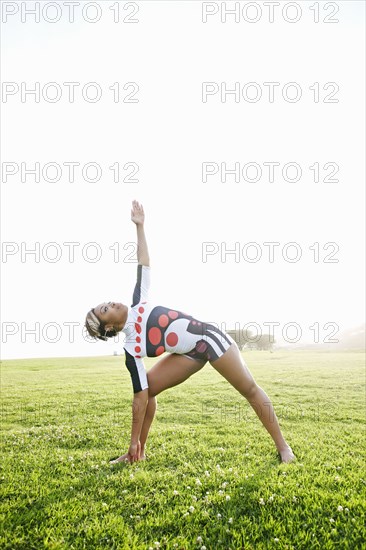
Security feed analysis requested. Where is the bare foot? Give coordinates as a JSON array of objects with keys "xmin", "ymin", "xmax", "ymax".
[{"xmin": 279, "ymin": 445, "xmax": 296, "ymax": 463}]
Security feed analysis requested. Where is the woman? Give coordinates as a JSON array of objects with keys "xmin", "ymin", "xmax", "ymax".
[{"xmin": 85, "ymin": 200, "xmax": 295, "ymax": 464}]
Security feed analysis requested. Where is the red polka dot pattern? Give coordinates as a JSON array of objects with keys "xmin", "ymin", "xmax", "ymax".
[
  {"xmin": 138, "ymin": 307, "xmax": 144, "ymax": 313},
  {"xmin": 135, "ymin": 346, "xmax": 141, "ymax": 353},
  {"xmin": 137, "ymin": 316, "xmax": 142, "ymax": 323},
  {"xmin": 166, "ymin": 332, "xmax": 178, "ymax": 347},
  {"xmin": 155, "ymin": 346, "xmax": 165, "ymax": 356},
  {"xmin": 135, "ymin": 355, "xmax": 141, "ymax": 358},
  {"xmin": 148, "ymin": 327, "xmax": 161, "ymax": 345},
  {"xmin": 136, "ymin": 336, "xmax": 141, "ymax": 343},
  {"xmin": 158, "ymin": 314, "xmax": 169, "ymax": 327},
  {"xmin": 168, "ymin": 310, "xmax": 178, "ymax": 320},
  {"xmin": 135, "ymin": 323, "xmax": 141, "ymax": 334}
]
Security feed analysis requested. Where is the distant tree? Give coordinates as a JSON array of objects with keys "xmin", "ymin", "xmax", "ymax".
[
  {"xmin": 256, "ymin": 334, "xmax": 275, "ymax": 351},
  {"xmin": 227, "ymin": 328, "xmax": 255, "ymax": 350}
]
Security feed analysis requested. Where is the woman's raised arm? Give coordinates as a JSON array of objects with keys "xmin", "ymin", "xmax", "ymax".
[{"xmin": 131, "ymin": 200, "xmax": 150, "ymax": 267}]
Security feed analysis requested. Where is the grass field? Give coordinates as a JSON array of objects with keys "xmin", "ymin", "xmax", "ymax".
[{"xmin": 1, "ymin": 350, "xmax": 365, "ymax": 549}]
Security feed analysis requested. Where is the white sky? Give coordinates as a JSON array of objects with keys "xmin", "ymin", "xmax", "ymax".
[{"xmin": 1, "ymin": 0, "xmax": 365, "ymax": 359}]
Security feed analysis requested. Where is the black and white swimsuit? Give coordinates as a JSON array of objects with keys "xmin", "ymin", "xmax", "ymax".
[{"xmin": 121, "ymin": 265, "xmax": 235, "ymax": 393}]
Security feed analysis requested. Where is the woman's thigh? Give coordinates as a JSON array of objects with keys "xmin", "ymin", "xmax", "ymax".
[
  {"xmin": 147, "ymin": 353, "xmax": 206, "ymax": 397},
  {"xmin": 209, "ymin": 343, "xmax": 257, "ymax": 398}
]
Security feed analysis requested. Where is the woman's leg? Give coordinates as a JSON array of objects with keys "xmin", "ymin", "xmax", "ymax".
[
  {"xmin": 138, "ymin": 353, "xmax": 206, "ymax": 456},
  {"xmin": 210, "ymin": 343, "xmax": 295, "ymax": 463}
]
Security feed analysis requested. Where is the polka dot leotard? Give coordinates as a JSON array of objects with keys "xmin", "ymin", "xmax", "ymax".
[{"xmin": 121, "ymin": 264, "xmax": 235, "ymax": 393}]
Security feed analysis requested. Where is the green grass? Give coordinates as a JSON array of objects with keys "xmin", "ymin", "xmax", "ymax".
[{"xmin": 1, "ymin": 350, "xmax": 365, "ymax": 549}]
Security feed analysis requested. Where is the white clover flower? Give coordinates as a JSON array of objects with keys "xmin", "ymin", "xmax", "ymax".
[
  {"xmin": 196, "ymin": 479, "xmax": 202, "ymax": 486},
  {"xmin": 218, "ymin": 490, "xmax": 224, "ymax": 495},
  {"xmin": 102, "ymin": 503, "xmax": 108, "ymax": 507},
  {"xmin": 173, "ymin": 490, "xmax": 179, "ymax": 495},
  {"xmin": 222, "ymin": 482, "xmax": 228, "ymax": 488},
  {"xmin": 337, "ymin": 506, "xmax": 343, "ymax": 512},
  {"xmin": 189, "ymin": 506, "xmax": 195, "ymax": 513},
  {"xmin": 130, "ymin": 473, "xmax": 134, "ymax": 479},
  {"xmin": 259, "ymin": 498, "xmax": 265, "ymax": 505},
  {"xmin": 274, "ymin": 538, "xmax": 279, "ymax": 543},
  {"xmin": 135, "ymin": 515, "xmax": 140, "ymax": 520},
  {"xmin": 345, "ymin": 507, "xmax": 349, "ymax": 512},
  {"xmin": 205, "ymin": 471, "xmax": 210, "ymax": 477},
  {"xmin": 268, "ymin": 495, "xmax": 274, "ymax": 502},
  {"xmin": 293, "ymin": 496, "xmax": 297, "ymax": 502},
  {"xmin": 228, "ymin": 467, "xmax": 233, "ymax": 472},
  {"xmin": 196, "ymin": 536, "xmax": 203, "ymax": 544},
  {"xmin": 187, "ymin": 486, "xmax": 191, "ymax": 489},
  {"xmin": 334, "ymin": 475, "xmax": 340, "ymax": 481},
  {"xmin": 154, "ymin": 543, "xmax": 160, "ymax": 548},
  {"xmin": 183, "ymin": 512, "xmax": 189, "ymax": 517},
  {"xmin": 217, "ymin": 513, "xmax": 222, "ymax": 519},
  {"xmin": 330, "ymin": 518, "xmax": 335, "ymax": 523},
  {"xmin": 228, "ymin": 517, "xmax": 233, "ymax": 523},
  {"xmin": 192, "ymin": 496, "xmax": 197, "ymax": 501},
  {"xmin": 201, "ymin": 547, "xmax": 207, "ymax": 550},
  {"xmin": 226, "ymin": 495, "xmax": 231, "ymax": 501}
]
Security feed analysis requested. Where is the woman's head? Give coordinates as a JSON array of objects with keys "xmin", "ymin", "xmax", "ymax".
[{"xmin": 84, "ymin": 302, "xmax": 128, "ymax": 341}]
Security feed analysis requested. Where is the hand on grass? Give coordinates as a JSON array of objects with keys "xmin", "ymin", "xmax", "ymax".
[{"xmin": 110, "ymin": 442, "xmax": 143, "ymax": 464}]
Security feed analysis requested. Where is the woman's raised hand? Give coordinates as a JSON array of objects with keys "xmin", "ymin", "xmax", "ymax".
[{"xmin": 131, "ymin": 200, "xmax": 145, "ymax": 226}]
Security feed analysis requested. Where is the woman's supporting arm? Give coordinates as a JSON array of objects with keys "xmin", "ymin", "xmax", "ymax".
[{"xmin": 128, "ymin": 388, "xmax": 149, "ymax": 462}]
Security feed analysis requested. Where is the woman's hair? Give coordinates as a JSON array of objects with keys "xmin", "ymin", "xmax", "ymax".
[{"xmin": 84, "ymin": 308, "xmax": 118, "ymax": 341}]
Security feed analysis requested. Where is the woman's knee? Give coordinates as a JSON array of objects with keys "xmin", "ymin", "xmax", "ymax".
[{"xmin": 242, "ymin": 379, "xmax": 259, "ymax": 399}]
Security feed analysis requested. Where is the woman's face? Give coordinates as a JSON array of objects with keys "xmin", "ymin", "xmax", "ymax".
[{"xmin": 94, "ymin": 302, "xmax": 127, "ymax": 333}]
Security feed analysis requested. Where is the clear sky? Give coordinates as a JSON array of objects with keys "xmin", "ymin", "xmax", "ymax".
[{"xmin": 1, "ymin": 0, "xmax": 365, "ymax": 359}]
